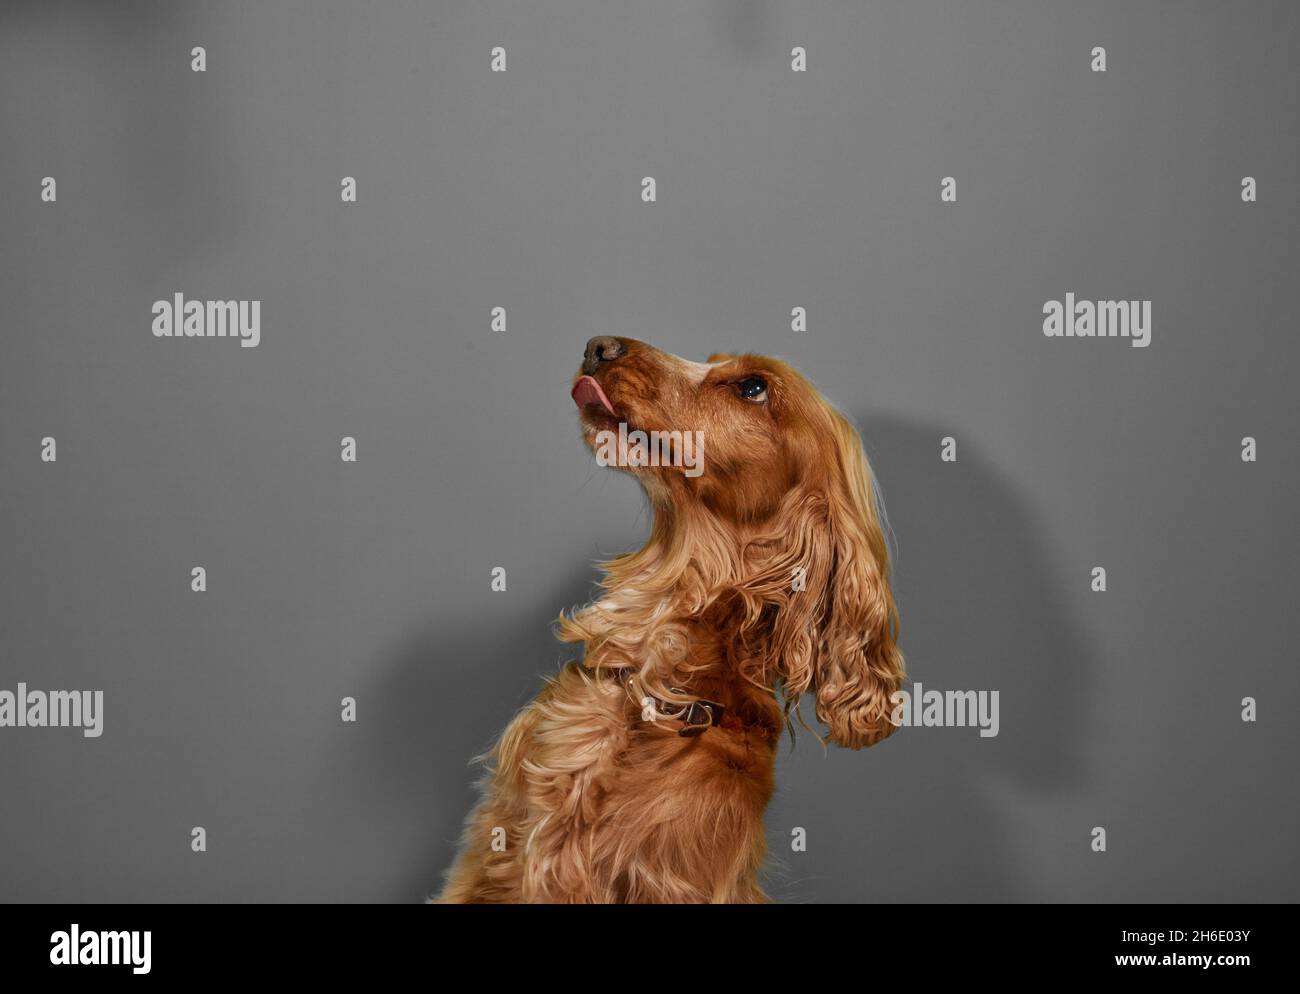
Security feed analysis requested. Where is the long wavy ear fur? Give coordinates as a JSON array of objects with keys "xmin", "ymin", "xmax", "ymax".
[{"xmin": 772, "ymin": 410, "xmax": 905, "ymax": 748}]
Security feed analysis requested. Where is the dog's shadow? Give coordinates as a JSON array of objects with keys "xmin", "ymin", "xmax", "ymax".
[
  {"xmin": 762, "ymin": 410, "xmax": 1097, "ymax": 902},
  {"xmin": 356, "ymin": 564, "xmax": 600, "ymax": 902},
  {"xmin": 366, "ymin": 410, "xmax": 1096, "ymax": 903}
]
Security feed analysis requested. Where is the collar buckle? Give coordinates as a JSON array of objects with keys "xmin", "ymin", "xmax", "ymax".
[{"xmin": 658, "ymin": 692, "xmax": 726, "ymax": 737}]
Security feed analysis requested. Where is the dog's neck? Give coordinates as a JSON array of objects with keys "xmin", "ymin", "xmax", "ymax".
[{"xmin": 559, "ymin": 497, "xmax": 793, "ymax": 699}]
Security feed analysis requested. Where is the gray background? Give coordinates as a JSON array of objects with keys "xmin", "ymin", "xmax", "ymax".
[{"xmin": 1, "ymin": 0, "xmax": 1296, "ymax": 903}]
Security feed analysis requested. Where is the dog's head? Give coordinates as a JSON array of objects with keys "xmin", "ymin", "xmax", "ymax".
[{"xmin": 571, "ymin": 337, "xmax": 903, "ymax": 748}]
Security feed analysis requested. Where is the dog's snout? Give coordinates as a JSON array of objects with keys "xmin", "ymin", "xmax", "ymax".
[{"xmin": 583, "ymin": 336, "xmax": 625, "ymax": 375}]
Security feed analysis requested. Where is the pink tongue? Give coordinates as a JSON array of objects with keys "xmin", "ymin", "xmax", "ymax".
[{"xmin": 571, "ymin": 375, "xmax": 617, "ymax": 416}]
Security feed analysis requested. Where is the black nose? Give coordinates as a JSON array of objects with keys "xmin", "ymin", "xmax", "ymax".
[{"xmin": 583, "ymin": 336, "xmax": 625, "ymax": 375}]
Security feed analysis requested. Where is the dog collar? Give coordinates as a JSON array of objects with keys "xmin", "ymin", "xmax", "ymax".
[{"xmin": 610, "ymin": 668, "xmax": 726, "ymax": 737}]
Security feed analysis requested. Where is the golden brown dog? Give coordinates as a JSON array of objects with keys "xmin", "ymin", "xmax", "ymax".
[{"xmin": 437, "ymin": 337, "xmax": 904, "ymax": 903}]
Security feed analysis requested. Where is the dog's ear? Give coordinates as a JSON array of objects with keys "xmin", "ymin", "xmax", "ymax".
[
  {"xmin": 771, "ymin": 412, "xmax": 904, "ymax": 748},
  {"xmin": 706, "ymin": 352, "xmax": 736, "ymax": 364},
  {"xmin": 815, "ymin": 411, "xmax": 905, "ymax": 747}
]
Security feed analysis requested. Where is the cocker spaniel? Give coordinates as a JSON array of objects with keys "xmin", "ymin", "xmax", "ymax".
[{"xmin": 438, "ymin": 337, "xmax": 904, "ymax": 903}]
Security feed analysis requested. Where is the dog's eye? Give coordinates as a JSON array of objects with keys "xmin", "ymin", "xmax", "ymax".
[{"xmin": 736, "ymin": 376, "xmax": 768, "ymax": 402}]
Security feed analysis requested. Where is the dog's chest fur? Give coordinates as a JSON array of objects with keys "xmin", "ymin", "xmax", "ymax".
[{"xmin": 437, "ymin": 621, "xmax": 785, "ymax": 903}]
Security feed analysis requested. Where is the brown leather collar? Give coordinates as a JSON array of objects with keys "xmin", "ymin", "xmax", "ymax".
[{"xmin": 609, "ymin": 668, "xmax": 726, "ymax": 737}]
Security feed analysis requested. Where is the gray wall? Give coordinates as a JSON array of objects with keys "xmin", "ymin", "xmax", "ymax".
[{"xmin": 1, "ymin": 0, "xmax": 1296, "ymax": 903}]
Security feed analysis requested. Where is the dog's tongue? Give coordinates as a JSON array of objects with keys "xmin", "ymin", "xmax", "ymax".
[{"xmin": 571, "ymin": 375, "xmax": 617, "ymax": 416}]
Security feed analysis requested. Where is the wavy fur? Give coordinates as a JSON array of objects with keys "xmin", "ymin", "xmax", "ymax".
[{"xmin": 437, "ymin": 339, "xmax": 903, "ymax": 903}]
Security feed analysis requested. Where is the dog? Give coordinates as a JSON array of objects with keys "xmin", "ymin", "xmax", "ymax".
[{"xmin": 437, "ymin": 337, "xmax": 904, "ymax": 903}]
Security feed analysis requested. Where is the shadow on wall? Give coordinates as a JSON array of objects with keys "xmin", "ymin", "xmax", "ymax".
[
  {"xmin": 362, "ymin": 565, "xmax": 600, "ymax": 902},
  {"xmin": 768, "ymin": 409, "xmax": 1098, "ymax": 902},
  {"xmin": 863, "ymin": 409, "xmax": 1095, "ymax": 785}
]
